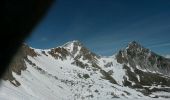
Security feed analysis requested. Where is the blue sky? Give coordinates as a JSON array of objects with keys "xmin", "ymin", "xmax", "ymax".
[{"xmin": 27, "ymin": 0, "xmax": 170, "ymax": 56}]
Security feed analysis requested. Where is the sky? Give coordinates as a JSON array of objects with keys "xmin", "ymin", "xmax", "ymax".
[{"xmin": 27, "ymin": 0, "xmax": 170, "ymax": 56}]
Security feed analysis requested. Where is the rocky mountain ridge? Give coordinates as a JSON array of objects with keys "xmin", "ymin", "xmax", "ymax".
[{"xmin": 1, "ymin": 40, "xmax": 170, "ymax": 99}]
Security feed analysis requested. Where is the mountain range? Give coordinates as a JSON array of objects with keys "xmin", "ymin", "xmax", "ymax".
[{"xmin": 0, "ymin": 40, "xmax": 170, "ymax": 100}]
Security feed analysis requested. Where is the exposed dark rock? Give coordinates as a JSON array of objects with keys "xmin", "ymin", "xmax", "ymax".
[
  {"xmin": 137, "ymin": 89, "xmax": 151, "ymax": 96},
  {"xmin": 79, "ymin": 47, "xmax": 100, "ymax": 62},
  {"xmin": 77, "ymin": 73, "xmax": 82, "ymax": 78},
  {"xmin": 94, "ymin": 89, "xmax": 99, "ymax": 93},
  {"xmin": 123, "ymin": 91, "xmax": 131, "ymax": 95},
  {"xmin": 42, "ymin": 51, "xmax": 48, "ymax": 56},
  {"xmin": 90, "ymin": 62, "xmax": 117, "ymax": 84},
  {"xmin": 111, "ymin": 92, "xmax": 119, "ymax": 98},
  {"xmin": 116, "ymin": 50, "xmax": 128, "ymax": 64},
  {"xmin": 83, "ymin": 74, "xmax": 90, "ymax": 79},
  {"xmin": 104, "ymin": 62, "xmax": 113, "ymax": 68},
  {"xmin": 71, "ymin": 60, "xmax": 88, "ymax": 69},
  {"xmin": 150, "ymin": 87, "xmax": 170, "ymax": 92},
  {"xmin": 107, "ymin": 70, "xmax": 114, "ymax": 75},
  {"xmin": 48, "ymin": 47, "xmax": 70, "ymax": 60},
  {"xmin": 157, "ymin": 95, "xmax": 170, "ymax": 98},
  {"xmin": 100, "ymin": 69, "xmax": 117, "ymax": 84}
]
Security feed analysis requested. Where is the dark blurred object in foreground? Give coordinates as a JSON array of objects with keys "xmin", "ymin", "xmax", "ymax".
[{"xmin": 0, "ymin": 0, "xmax": 54, "ymax": 78}]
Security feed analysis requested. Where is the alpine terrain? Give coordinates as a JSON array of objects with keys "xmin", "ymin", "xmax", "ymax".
[{"xmin": 0, "ymin": 40, "xmax": 170, "ymax": 100}]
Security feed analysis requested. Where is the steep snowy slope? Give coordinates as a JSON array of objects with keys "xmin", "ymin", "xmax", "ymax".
[{"xmin": 0, "ymin": 40, "xmax": 170, "ymax": 100}]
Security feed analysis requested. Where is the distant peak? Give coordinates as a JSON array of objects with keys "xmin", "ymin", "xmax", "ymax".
[
  {"xmin": 122, "ymin": 41, "xmax": 151, "ymax": 57},
  {"xmin": 119, "ymin": 40, "xmax": 151, "ymax": 57}
]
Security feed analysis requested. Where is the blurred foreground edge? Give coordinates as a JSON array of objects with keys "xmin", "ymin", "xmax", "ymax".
[{"xmin": 0, "ymin": 0, "xmax": 54, "ymax": 79}]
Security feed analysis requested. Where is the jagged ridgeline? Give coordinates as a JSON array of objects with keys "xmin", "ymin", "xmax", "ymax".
[{"xmin": 1, "ymin": 40, "xmax": 170, "ymax": 99}]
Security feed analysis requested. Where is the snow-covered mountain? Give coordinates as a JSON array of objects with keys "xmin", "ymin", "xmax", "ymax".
[{"xmin": 1, "ymin": 40, "xmax": 170, "ymax": 100}]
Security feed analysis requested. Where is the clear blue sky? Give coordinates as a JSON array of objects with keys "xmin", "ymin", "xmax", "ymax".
[{"xmin": 26, "ymin": 0, "xmax": 170, "ymax": 56}]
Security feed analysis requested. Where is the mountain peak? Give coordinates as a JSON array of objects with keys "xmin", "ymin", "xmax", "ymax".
[
  {"xmin": 127, "ymin": 41, "xmax": 142, "ymax": 49},
  {"xmin": 123, "ymin": 41, "xmax": 150, "ymax": 58},
  {"xmin": 61, "ymin": 40, "xmax": 85, "ymax": 57},
  {"xmin": 48, "ymin": 40, "xmax": 99, "ymax": 61},
  {"xmin": 116, "ymin": 40, "xmax": 170, "ymax": 76},
  {"xmin": 62, "ymin": 40, "xmax": 82, "ymax": 48}
]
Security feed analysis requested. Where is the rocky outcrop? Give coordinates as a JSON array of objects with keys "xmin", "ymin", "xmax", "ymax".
[{"xmin": 49, "ymin": 47, "xmax": 70, "ymax": 60}]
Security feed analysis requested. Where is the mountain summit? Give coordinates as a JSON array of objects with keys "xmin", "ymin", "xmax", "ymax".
[
  {"xmin": 62, "ymin": 40, "xmax": 83, "ymax": 54},
  {"xmin": 117, "ymin": 41, "xmax": 170, "ymax": 76},
  {"xmin": 1, "ymin": 40, "xmax": 170, "ymax": 99}
]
